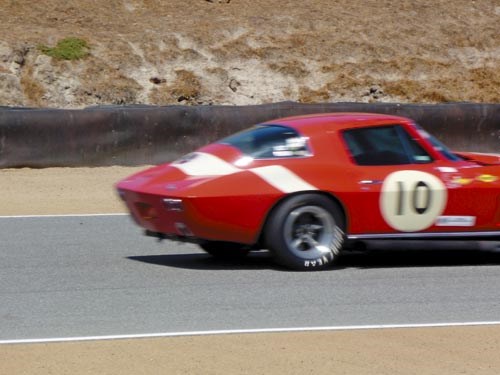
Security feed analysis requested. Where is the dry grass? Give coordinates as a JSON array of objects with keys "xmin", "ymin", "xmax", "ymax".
[
  {"xmin": 149, "ymin": 69, "xmax": 202, "ymax": 104},
  {"xmin": 269, "ymin": 61, "xmax": 309, "ymax": 78},
  {"xmin": 76, "ymin": 55, "xmax": 142, "ymax": 106},
  {"xmin": 20, "ymin": 66, "xmax": 46, "ymax": 106},
  {"xmin": 298, "ymin": 86, "xmax": 331, "ymax": 103},
  {"xmin": 0, "ymin": 0, "xmax": 498, "ymax": 107}
]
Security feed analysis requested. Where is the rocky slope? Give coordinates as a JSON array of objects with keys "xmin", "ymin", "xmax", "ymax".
[{"xmin": 0, "ymin": 0, "xmax": 499, "ymax": 108}]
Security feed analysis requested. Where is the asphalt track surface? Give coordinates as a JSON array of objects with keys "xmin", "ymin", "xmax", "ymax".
[{"xmin": 1, "ymin": 215, "xmax": 500, "ymax": 341}]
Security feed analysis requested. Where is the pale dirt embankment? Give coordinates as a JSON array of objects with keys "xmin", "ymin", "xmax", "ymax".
[
  {"xmin": 1, "ymin": 167, "xmax": 500, "ymax": 374},
  {"xmin": 1, "ymin": 0, "xmax": 499, "ymax": 108}
]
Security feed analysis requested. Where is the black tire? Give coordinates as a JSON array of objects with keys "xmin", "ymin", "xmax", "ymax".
[
  {"xmin": 199, "ymin": 241, "xmax": 250, "ymax": 259},
  {"xmin": 264, "ymin": 194, "xmax": 345, "ymax": 270}
]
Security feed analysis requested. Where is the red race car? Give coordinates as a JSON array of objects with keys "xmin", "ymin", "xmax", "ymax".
[{"xmin": 116, "ymin": 113, "xmax": 500, "ymax": 270}]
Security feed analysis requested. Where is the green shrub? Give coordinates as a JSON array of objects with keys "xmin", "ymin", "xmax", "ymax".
[{"xmin": 39, "ymin": 37, "xmax": 90, "ymax": 60}]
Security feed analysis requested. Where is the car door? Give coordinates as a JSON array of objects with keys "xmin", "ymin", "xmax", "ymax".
[{"xmin": 339, "ymin": 123, "xmax": 498, "ymax": 236}]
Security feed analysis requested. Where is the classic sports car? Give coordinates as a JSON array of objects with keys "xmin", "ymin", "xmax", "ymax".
[{"xmin": 116, "ymin": 113, "xmax": 500, "ymax": 270}]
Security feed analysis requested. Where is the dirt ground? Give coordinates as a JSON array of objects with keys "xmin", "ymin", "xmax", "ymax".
[
  {"xmin": 1, "ymin": 167, "xmax": 500, "ymax": 374},
  {"xmin": 0, "ymin": 166, "xmax": 144, "ymax": 215},
  {"xmin": 1, "ymin": 326, "xmax": 500, "ymax": 375}
]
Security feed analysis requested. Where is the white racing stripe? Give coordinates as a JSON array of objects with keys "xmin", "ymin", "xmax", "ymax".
[
  {"xmin": 172, "ymin": 152, "xmax": 240, "ymax": 176},
  {"xmin": 2, "ymin": 321, "xmax": 500, "ymax": 344},
  {"xmin": 172, "ymin": 152, "xmax": 318, "ymax": 193},
  {"xmin": 250, "ymin": 165, "xmax": 317, "ymax": 193}
]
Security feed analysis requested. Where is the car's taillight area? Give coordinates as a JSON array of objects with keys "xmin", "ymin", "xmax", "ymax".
[
  {"xmin": 163, "ymin": 198, "xmax": 184, "ymax": 212},
  {"xmin": 134, "ymin": 202, "xmax": 158, "ymax": 220},
  {"xmin": 118, "ymin": 189, "xmax": 197, "ymax": 238}
]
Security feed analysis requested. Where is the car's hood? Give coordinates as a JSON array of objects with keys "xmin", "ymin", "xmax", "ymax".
[{"xmin": 455, "ymin": 151, "xmax": 500, "ymax": 165}]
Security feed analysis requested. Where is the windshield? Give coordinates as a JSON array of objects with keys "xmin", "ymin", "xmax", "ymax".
[
  {"xmin": 414, "ymin": 124, "xmax": 462, "ymax": 161},
  {"xmin": 219, "ymin": 125, "xmax": 311, "ymax": 159}
]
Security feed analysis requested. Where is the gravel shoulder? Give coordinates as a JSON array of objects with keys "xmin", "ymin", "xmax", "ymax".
[
  {"xmin": 1, "ymin": 167, "xmax": 499, "ymax": 374},
  {"xmin": 2, "ymin": 326, "xmax": 500, "ymax": 375},
  {"xmin": 0, "ymin": 166, "xmax": 142, "ymax": 215}
]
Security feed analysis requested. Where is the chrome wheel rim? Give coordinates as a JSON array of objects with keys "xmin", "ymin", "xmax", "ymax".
[{"xmin": 283, "ymin": 205, "xmax": 336, "ymax": 259}]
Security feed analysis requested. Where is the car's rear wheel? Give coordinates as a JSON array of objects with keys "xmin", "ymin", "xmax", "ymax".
[
  {"xmin": 265, "ymin": 194, "xmax": 345, "ymax": 270},
  {"xmin": 199, "ymin": 241, "xmax": 250, "ymax": 259}
]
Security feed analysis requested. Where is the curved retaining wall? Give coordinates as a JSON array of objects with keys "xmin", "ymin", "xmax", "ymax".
[{"xmin": 0, "ymin": 102, "xmax": 498, "ymax": 168}]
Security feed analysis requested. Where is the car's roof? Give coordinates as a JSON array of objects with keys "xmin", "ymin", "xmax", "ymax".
[{"xmin": 261, "ymin": 112, "xmax": 414, "ymax": 133}]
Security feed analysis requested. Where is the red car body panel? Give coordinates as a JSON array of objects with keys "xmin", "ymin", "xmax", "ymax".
[{"xmin": 117, "ymin": 113, "xmax": 500, "ymax": 245}]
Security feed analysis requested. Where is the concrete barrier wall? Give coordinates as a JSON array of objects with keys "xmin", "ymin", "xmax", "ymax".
[{"xmin": 0, "ymin": 102, "xmax": 498, "ymax": 168}]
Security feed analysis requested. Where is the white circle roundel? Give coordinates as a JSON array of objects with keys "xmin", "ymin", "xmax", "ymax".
[{"xmin": 380, "ymin": 170, "xmax": 447, "ymax": 232}]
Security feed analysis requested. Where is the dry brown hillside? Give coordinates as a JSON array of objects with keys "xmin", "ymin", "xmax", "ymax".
[{"xmin": 0, "ymin": 0, "xmax": 499, "ymax": 108}]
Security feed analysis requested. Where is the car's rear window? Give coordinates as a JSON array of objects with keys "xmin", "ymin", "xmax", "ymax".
[{"xmin": 219, "ymin": 125, "xmax": 311, "ymax": 159}]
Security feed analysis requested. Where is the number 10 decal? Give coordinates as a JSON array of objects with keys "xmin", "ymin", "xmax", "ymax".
[
  {"xmin": 396, "ymin": 180, "xmax": 432, "ymax": 216},
  {"xmin": 381, "ymin": 171, "xmax": 447, "ymax": 232}
]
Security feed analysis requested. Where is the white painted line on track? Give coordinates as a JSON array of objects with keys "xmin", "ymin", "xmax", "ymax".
[
  {"xmin": 2, "ymin": 321, "xmax": 500, "ymax": 345},
  {"xmin": 0, "ymin": 213, "xmax": 127, "ymax": 219}
]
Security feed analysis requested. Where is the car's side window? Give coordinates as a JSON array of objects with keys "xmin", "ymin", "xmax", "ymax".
[
  {"xmin": 343, "ymin": 125, "xmax": 433, "ymax": 166},
  {"xmin": 398, "ymin": 127, "xmax": 434, "ymax": 164}
]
